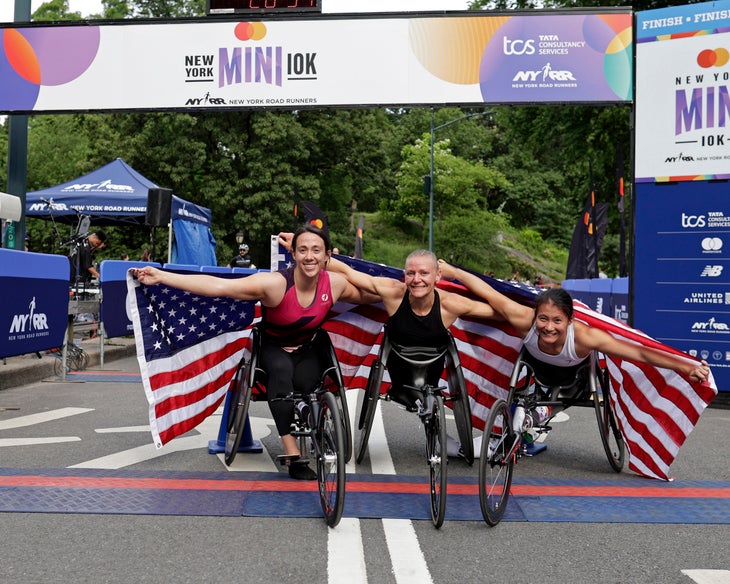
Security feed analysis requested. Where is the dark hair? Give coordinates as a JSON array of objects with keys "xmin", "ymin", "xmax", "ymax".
[
  {"xmin": 291, "ymin": 224, "xmax": 331, "ymax": 252},
  {"xmin": 93, "ymin": 230, "xmax": 107, "ymax": 243},
  {"xmin": 535, "ymin": 288, "xmax": 574, "ymax": 319}
]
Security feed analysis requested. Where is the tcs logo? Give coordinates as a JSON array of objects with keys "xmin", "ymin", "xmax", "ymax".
[
  {"xmin": 682, "ymin": 213, "xmax": 706, "ymax": 228},
  {"xmin": 503, "ymin": 37, "xmax": 535, "ymax": 56}
]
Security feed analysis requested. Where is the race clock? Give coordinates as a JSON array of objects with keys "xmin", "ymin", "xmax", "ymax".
[{"xmin": 206, "ymin": 0, "xmax": 322, "ymax": 15}]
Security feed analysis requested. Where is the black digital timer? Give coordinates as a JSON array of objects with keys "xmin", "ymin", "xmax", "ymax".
[{"xmin": 206, "ymin": 0, "xmax": 322, "ymax": 15}]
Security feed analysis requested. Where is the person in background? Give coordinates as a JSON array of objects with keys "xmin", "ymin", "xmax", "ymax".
[
  {"xmin": 71, "ymin": 230, "xmax": 107, "ymax": 283},
  {"xmin": 120, "ymin": 253, "xmax": 130, "ymax": 261},
  {"xmin": 140, "ymin": 249, "xmax": 152, "ymax": 262},
  {"xmin": 229, "ymin": 243, "xmax": 256, "ymax": 269}
]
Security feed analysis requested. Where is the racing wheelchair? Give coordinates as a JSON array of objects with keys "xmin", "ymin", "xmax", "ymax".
[
  {"xmin": 355, "ymin": 325, "xmax": 474, "ymax": 528},
  {"xmin": 223, "ymin": 326, "xmax": 351, "ymax": 527},
  {"xmin": 479, "ymin": 346, "xmax": 625, "ymax": 526}
]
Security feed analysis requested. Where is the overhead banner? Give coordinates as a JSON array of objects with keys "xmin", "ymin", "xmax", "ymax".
[
  {"xmin": 0, "ymin": 11, "xmax": 632, "ymax": 114},
  {"xmin": 635, "ymin": 1, "xmax": 730, "ymax": 182}
]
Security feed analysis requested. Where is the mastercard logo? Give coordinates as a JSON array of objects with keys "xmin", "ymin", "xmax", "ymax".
[
  {"xmin": 697, "ymin": 48, "xmax": 730, "ymax": 68},
  {"xmin": 234, "ymin": 21, "xmax": 267, "ymax": 41},
  {"xmin": 308, "ymin": 219, "xmax": 324, "ymax": 229}
]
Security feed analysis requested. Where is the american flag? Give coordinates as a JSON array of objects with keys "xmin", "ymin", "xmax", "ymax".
[
  {"xmin": 126, "ymin": 272, "xmax": 256, "ymax": 448},
  {"xmin": 127, "ymin": 260, "xmax": 717, "ymax": 481}
]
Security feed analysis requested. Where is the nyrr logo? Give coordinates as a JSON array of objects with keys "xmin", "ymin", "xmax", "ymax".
[
  {"xmin": 700, "ymin": 265, "xmax": 723, "ymax": 277},
  {"xmin": 185, "ymin": 92, "xmax": 226, "ymax": 107},
  {"xmin": 681, "ymin": 213, "xmax": 706, "ymax": 228},
  {"xmin": 503, "ymin": 37, "xmax": 535, "ymax": 56},
  {"xmin": 691, "ymin": 317, "xmax": 730, "ymax": 332},
  {"xmin": 8, "ymin": 297, "xmax": 49, "ymax": 334},
  {"xmin": 512, "ymin": 63, "xmax": 576, "ymax": 83}
]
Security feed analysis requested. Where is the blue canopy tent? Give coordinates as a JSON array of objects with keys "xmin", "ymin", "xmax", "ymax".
[{"xmin": 25, "ymin": 158, "xmax": 216, "ymax": 265}]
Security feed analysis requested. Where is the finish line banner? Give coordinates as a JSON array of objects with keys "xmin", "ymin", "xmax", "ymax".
[
  {"xmin": 635, "ymin": 1, "xmax": 730, "ymax": 182},
  {"xmin": 0, "ymin": 11, "xmax": 631, "ymax": 114}
]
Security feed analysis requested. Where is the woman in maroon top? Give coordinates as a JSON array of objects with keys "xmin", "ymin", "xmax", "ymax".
[{"xmin": 134, "ymin": 225, "xmax": 369, "ymax": 479}]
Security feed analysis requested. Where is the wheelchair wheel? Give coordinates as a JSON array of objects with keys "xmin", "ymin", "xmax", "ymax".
[
  {"xmin": 355, "ymin": 361, "xmax": 381, "ymax": 464},
  {"xmin": 593, "ymin": 366, "xmax": 625, "ymax": 473},
  {"xmin": 224, "ymin": 358, "xmax": 253, "ymax": 466},
  {"xmin": 425, "ymin": 393, "xmax": 448, "ymax": 529},
  {"xmin": 334, "ymin": 387, "xmax": 353, "ymax": 464},
  {"xmin": 315, "ymin": 390, "xmax": 346, "ymax": 528},
  {"xmin": 478, "ymin": 399, "xmax": 515, "ymax": 526}
]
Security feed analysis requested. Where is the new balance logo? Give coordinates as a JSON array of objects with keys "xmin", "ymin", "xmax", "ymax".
[{"xmin": 700, "ymin": 265, "xmax": 723, "ymax": 277}]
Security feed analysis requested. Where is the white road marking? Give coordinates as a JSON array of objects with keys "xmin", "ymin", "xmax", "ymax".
[
  {"xmin": 0, "ymin": 407, "xmax": 93, "ymax": 430},
  {"xmin": 95, "ymin": 426, "xmax": 150, "ymax": 433},
  {"xmin": 218, "ymin": 415, "xmax": 278, "ymax": 472},
  {"xmin": 69, "ymin": 415, "xmax": 221, "ymax": 469},
  {"xmin": 681, "ymin": 570, "xmax": 730, "ymax": 583},
  {"xmin": 328, "ymin": 517, "xmax": 367, "ymax": 584},
  {"xmin": 0, "ymin": 437, "xmax": 81, "ymax": 447},
  {"xmin": 368, "ymin": 401, "xmax": 396, "ymax": 475},
  {"xmin": 383, "ymin": 518, "xmax": 433, "ymax": 584},
  {"xmin": 368, "ymin": 396, "xmax": 433, "ymax": 584}
]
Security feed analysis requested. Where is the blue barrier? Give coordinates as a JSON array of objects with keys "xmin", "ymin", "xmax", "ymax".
[
  {"xmin": 589, "ymin": 278, "xmax": 612, "ymax": 316},
  {"xmin": 563, "ymin": 278, "xmax": 592, "ymax": 307},
  {"xmin": 99, "ymin": 260, "xmax": 161, "ymax": 339},
  {"xmin": 162, "ymin": 263, "xmax": 200, "ymax": 273},
  {"xmin": 232, "ymin": 267, "xmax": 258, "ymax": 275},
  {"xmin": 0, "ymin": 249, "xmax": 69, "ymax": 357},
  {"xmin": 200, "ymin": 266, "xmax": 232, "ymax": 274},
  {"xmin": 611, "ymin": 277, "xmax": 629, "ymax": 324},
  {"xmin": 562, "ymin": 277, "xmax": 630, "ymax": 325}
]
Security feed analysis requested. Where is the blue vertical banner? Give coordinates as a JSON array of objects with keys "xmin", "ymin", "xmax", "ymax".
[
  {"xmin": 0, "ymin": 249, "xmax": 69, "ymax": 357},
  {"xmin": 633, "ymin": 181, "xmax": 730, "ymax": 391}
]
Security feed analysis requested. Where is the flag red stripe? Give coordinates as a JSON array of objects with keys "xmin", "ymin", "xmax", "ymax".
[
  {"xmin": 158, "ymin": 396, "xmax": 227, "ymax": 445},
  {"xmin": 148, "ymin": 338, "xmax": 247, "ymax": 390}
]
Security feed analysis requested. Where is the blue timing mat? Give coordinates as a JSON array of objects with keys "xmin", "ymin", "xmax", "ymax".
[{"xmin": 0, "ymin": 468, "xmax": 728, "ymax": 524}]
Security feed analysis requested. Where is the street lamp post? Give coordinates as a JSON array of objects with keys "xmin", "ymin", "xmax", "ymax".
[{"xmin": 428, "ymin": 109, "xmax": 493, "ymax": 252}]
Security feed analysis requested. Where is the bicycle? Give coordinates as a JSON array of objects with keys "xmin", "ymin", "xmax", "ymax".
[
  {"xmin": 224, "ymin": 326, "xmax": 347, "ymax": 527},
  {"xmin": 479, "ymin": 348, "xmax": 625, "ymax": 526},
  {"xmin": 50, "ymin": 342, "xmax": 89, "ymax": 376}
]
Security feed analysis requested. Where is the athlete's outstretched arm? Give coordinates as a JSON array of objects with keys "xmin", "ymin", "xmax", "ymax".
[{"xmin": 439, "ymin": 261, "xmax": 533, "ymax": 335}]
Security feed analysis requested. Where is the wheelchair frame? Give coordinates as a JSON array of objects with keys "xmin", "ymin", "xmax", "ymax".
[
  {"xmin": 223, "ymin": 326, "xmax": 349, "ymax": 527},
  {"xmin": 354, "ymin": 326, "xmax": 474, "ymax": 528},
  {"xmin": 478, "ymin": 346, "xmax": 625, "ymax": 527}
]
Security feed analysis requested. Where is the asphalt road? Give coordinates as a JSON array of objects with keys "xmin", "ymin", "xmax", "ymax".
[{"xmin": 0, "ymin": 354, "xmax": 728, "ymax": 584}]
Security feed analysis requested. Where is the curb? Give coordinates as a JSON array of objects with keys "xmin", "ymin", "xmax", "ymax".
[{"xmin": 0, "ymin": 338, "xmax": 138, "ymax": 391}]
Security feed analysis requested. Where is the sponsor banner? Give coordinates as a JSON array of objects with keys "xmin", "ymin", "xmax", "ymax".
[
  {"xmin": 636, "ymin": 1, "xmax": 730, "ymax": 181},
  {"xmin": 633, "ymin": 180, "xmax": 730, "ymax": 388},
  {"xmin": 0, "ymin": 12, "xmax": 632, "ymax": 114},
  {"xmin": 0, "ymin": 249, "xmax": 69, "ymax": 358}
]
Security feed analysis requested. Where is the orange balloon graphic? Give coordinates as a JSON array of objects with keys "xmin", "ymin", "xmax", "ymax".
[
  {"xmin": 234, "ymin": 22, "xmax": 255, "ymax": 41},
  {"xmin": 714, "ymin": 48, "xmax": 730, "ymax": 67},
  {"xmin": 4, "ymin": 29, "xmax": 41, "ymax": 84},
  {"xmin": 234, "ymin": 21, "xmax": 267, "ymax": 42},
  {"xmin": 697, "ymin": 49, "xmax": 717, "ymax": 68}
]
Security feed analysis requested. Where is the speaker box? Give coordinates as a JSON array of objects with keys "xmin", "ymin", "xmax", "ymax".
[{"xmin": 146, "ymin": 188, "xmax": 173, "ymax": 226}]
